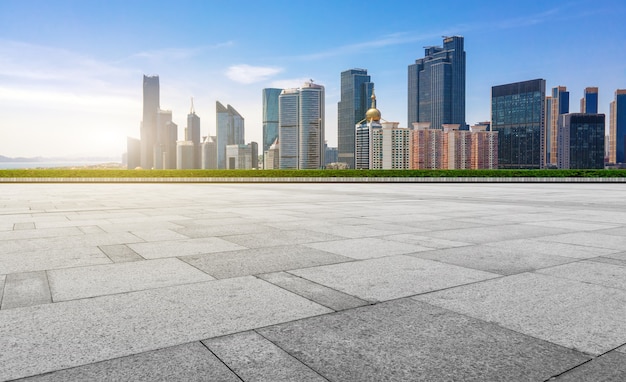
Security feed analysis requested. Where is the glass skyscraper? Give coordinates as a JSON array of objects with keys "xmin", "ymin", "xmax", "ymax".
[
  {"xmin": 279, "ymin": 82, "xmax": 325, "ymax": 169},
  {"xmin": 186, "ymin": 105, "xmax": 201, "ymax": 169},
  {"xmin": 141, "ymin": 75, "xmax": 160, "ymax": 169},
  {"xmin": 610, "ymin": 89, "xmax": 626, "ymax": 164},
  {"xmin": 557, "ymin": 113, "xmax": 605, "ymax": 169},
  {"xmin": 408, "ymin": 36, "xmax": 466, "ymax": 130},
  {"xmin": 491, "ymin": 79, "xmax": 546, "ymax": 169},
  {"xmin": 216, "ymin": 101, "xmax": 245, "ymax": 169},
  {"xmin": 338, "ymin": 69, "xmax": 373, "ymax": 169},
  {"xmin": 262, "ymin": 88, "xmax": 282, "ymax": 155},
  {"xmin": 580, "ymin": 87, "xmax": 599, "ymax": 114},
  {"xmin": 545, "ymin": 86, "xmax": 569, "ymax": 167}
]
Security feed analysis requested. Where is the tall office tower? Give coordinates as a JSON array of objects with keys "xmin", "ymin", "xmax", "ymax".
[
  {"xmin": 141, "ymin": 75, "xmax": 160, "ymax": 169},
  {"xmin": 187, "ymin": 100, "xmax": 201, "ymax": 169},
  {"xmin": 163, "ymin": 121, "xmax": 178, "ymax": 169},
  {"xmin": 580, "ymin": 87, "xmax": 599, "ymax": 114},
  {"xmin": 338, "ymin": 69, "xmax": 374, "ymax": 168},
  {"xmin": 557, "ymin": 113, "xmax": 605, "ymax": 169},
  {"xmin": 610, "ymin": 89, "xmax": 626, "ymax": 164},
  {"xmin": 491, "ymin": 79, "xmax": 546, "ymax": 169},
  {"xmin": 201, "ymin": 136, "xmax": 218, "ymax": 169},
  {"xmin": 278, "ymin": 82, "xmax": 325, "ymax": 169},
  {"xmin": 154, "ymin": 109, "xmax": 173, "ymax": 169},
  {"xmin": 408, "ymin": 36, "xmax": 466, "ymax": 130},
  {"xmin": 545, "ymin": 86, "xmax": 570, "ymax": 167},
  {"xmin": 216, "ymin": 101, "xmax": 245, "ymax": 169},
  {"xmin": 262, "ymin": 88, "xmax": 282, "ymax": 155}
]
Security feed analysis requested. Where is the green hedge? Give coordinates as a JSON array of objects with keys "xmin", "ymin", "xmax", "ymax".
[{"xmin": 1, "ymin": 169, "xmax": 626, "ymax": 178}]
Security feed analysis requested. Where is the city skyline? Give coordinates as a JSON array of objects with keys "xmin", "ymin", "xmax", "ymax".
[{"xmin": 0, "ymin": 0, "xmax": 625, "ymax": 158}]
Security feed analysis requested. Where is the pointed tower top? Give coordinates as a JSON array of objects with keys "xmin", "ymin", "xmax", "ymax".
[
  {"xmin": 190, "ymin": 97, "xmax": 195, "ymax": 114},
  {"xmin": 365, "ymin": 88, "xmax": 381, "ymax": 122}
]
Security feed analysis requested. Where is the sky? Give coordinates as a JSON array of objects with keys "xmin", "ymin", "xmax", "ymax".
[{"xmin": 0, "ymin": 0, "xmax": 625, "ymax": 159}]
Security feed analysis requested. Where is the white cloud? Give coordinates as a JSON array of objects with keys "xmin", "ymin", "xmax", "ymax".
[{"xmin": 226, "ymin": 64, "xmax": 283, "ymax": 84}]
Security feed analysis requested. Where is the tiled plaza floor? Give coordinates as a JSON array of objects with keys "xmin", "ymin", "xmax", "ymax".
[{"xmin": 1, "ymin": 183, "xmax": 626, "ymax": 381}]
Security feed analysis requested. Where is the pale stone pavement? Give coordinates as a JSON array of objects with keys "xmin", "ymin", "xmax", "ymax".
[{"xmin": 1, "ymin": 183, "xmax": 626, "ymax": 381}]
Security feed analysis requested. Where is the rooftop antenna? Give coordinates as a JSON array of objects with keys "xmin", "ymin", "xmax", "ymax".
[{"xmin": 190, "ymin": 97, "xmax": 195, "ymax": 114}]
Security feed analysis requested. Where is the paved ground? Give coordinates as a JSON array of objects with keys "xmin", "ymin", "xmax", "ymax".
[{"xmin": 1, "ymin": 183, "xmax": 626, "ymax": 381}]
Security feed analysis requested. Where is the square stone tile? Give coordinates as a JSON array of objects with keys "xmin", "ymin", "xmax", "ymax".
[
  {"xmin": 2, "ymin": 271, "xmax": 51, "ymax": 310},
  {"xmin": 418, "ymin": 224, "xmax": 570, "ymax": 244},
  {"xmin": 552, "ymin": 351, "xmax": 626, "ymax": 381},
  {"xmin": 381, "ymin": 233, "xmax": 472, "ymax": 249},
  {"xmin": 483, "ymin": 238, "xmax": 619, "ymax": 259},
  {"xmin": 13, "ymin": 222, "xmax": 35, "ymax": 230},
  {"xmin": 221, "ymin": 230, "xmax": 344, "ymax": 249},
  {"xmin": 181, "ymin": 245, "xmax": 351, "ymax": 279},
  {"xmin": 305, "ymin": 237, "xmax": 429, "ymax": 260},
  {"xmin": 523, "ymin": 220, "xmax": 620, "ymax": 232},
  {"xmin": 17, "ymin": 342, "xmax": 239, "ymax": 382},
  {"xmin": 98, "ymin": 244, "xmax": 144, "ymax": 263},
  {"xmin": 174, "ymin": 223, "xmax": 272, "ymax": 238},
  {"xmin": 291, "ymin": 255, "xmax": 498, "ymax": 302},
  {"xmin": 414, "ymin": 245, "xmax": 578, "ymax": 275},
  {"xmin": 204, "ymin": 331, "xmax": 325, "ymax": 382},
  {"xmin": 258, "ymin": 298, "xmax": 589, "ymax": 382},
  {"xmin": 535, "ymin": 260, "xmax": 626, "ymax": 291},
  {"xmin": 129, "ymin": 229, "xmax": 189, "ymax": 242},
  {"xmin": 258, "ymin": 272, "xmax": 369, "ymax": 311},
  {"xmin": 0, "ymin": 276, "xmax": 331, "ymax": 381},
  {"xmin": 128, "ymin": 237, "xmax": 246, "ymax": 259},
  {"xmin": 539, "ymin": 232, "xmax": 626, "ymax": 251},
  {"xmin": 0, "ymin": 246, "xmax": 112, "ymax": 274},
  {"xmin": 48, "ymin": 258, "xmax": 215, "ymax": 301},
  {"xmin": 415, "ymin": 273, "xmax": 626, "ymax": 355}
]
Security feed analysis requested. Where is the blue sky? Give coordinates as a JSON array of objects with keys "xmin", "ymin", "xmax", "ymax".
[{"xmin": 0, "ymin": 0, "xmax": 625, "ymax": 158}]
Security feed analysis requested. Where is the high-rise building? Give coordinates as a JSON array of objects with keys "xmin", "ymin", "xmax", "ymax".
[
  {"xmin": 141, "ymin": 75, "xmax": 160, "ymax": 169},
  {"xmin": 355, "ymin": 94, "xmax": 383, "ymax": 170},
  {"xmin": 278, "ymin": 82, "xmax": 325, "ymax": 169},
  {"xmin": 491, "ymin": 79, "xmax": 546, "ymax": 169},
  {"xmin": 545, "ymin": 86, "xmax": 570, "ymax": 167},
  {"xmin": 216, "ymin": 101, "xmax": 245, "ymax": 169},
  {"xmin": 408, "ymin": 36, "xmax": 466, "ymax": 130},
  {"xmin": 338, "ymin": 69, "xmax": 374, "ymax": 168},
  {"xmin": 176, "ymin": 141, "xmax": 194, "ymax": 169},
  {"xmin": 557, "ymin": 113, "xmax": 605, "ymax": 169},
  {"xmin": 410, "ymin": 123, "xmax": 445, "ymax": 169},
  {"xmin": 610, "ymin": 89, "xmax": 626, "ymax": 165},
  {"xmin": 126, "ymin": 137, "xmax": 141, "ymax": 169},
  {"xmin": 580, "ymin": 87, "xmax": 599, "ymax": 114},
  {"xmin": 470, "ymin": 123, "xmax": 498, "ymax": 169},
  {"xmin": 201, "ymin": 136, "xmax": 217, "ymax": 169},
  {"xmin": 262, "ymin": 88, "xmax": 282, "ymax": 155},
  {"xmin": 226, "ymin": 143, "xmax": 257, "ymax": 169},
  {"xmin": 186, "ymin": 101, "xmax": 201, "ymax": 169},
  {"xmin": 264, "ymin": 138, "xmax": 280, "ymax": 170}
]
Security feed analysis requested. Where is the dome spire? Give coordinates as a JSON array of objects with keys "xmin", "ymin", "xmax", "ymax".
[{"xmin": 365, "ymin": 88, "xmax": 381, "ymax": 122}]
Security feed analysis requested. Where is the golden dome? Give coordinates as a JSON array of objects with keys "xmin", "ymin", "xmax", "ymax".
[{"xmin": 365, "ymin": 93, "xmax": 381, "ymax": 122}]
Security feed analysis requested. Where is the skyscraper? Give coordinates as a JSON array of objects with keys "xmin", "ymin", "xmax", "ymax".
[
  {"xmin": 216, "ymin": 101, "xmax": 245, "ymax": 169},
  {"xmin": 557, "ymin": 113, "xmax": 605, "ymax": 169},
  {"xmin": 545, "ymin": 86, "xmax": 569, "ymax": 167},
  {"xmin": 408, "ymin": 36, "xmax": 466, "ymax": 130},
  {"xmin": 580, "ymin": 87, "xmax": 599, "ymax": 114},
  {"xmin": 141, "ymin": 75, "xmax": 160, "ymax": 169},
  {"xmin": 278, "ymin": 82, "xmax": 325, "ymax": 169},
  {"xmin": 338, "ymin": 69, "xmax": 374, "ymax": 168},
  {"xmin": 262, "ymin": 88, "xmax": 282, "ymax": 155},
  {"xmin": 186, "ymin": 100, "xmax": 201, "ymax": 169},
  {"xmin": 610, "ymin": 89, "xmax": 626, "ymax": 165},
  {"xmin": 491, "ymin": 79, "xmax": 546, "ymax": 169}
]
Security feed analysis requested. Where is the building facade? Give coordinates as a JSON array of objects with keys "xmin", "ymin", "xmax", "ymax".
[
  {"xmin": 410, "ymin": 123, "xmax": 445, "ymax": 169},
  {"xmin": 557, "ymin": 113, "xmax": 605, "ymax": 169},
  {"xmin": 264, "ymin": 138, "xmax": 280, "ymax": 170},
  {"xmin": 408, "ymin": 36, "xmax": 466, "ymax": 130},
  {"xmin": 186, "ymin": 103, "xmax": 201, "ymax": 169},
  {"xmin": 491, "ymin": 79, "xmax": 546, "ymax": 169},
  {"xmin": 545, "ymin": 86, "xmax": 570, "ymax": 167},
  {"xmin": 470, "ymin": 124, "xmax": 498, "ymax": 169},
  {"xmin": 176, "ymin": 141, "xmax": 194, "ymax": 169},
  {"xmin": 216, "ymin": 101, "xmax": 245, "ymax": 169},
  {"xmin": 609, "ymin": 90, "xmax": 626, "ymax": 165},
  {"xmin": 278, "ymin": 82, "xmax": 325, "ymax": 169},
  {"xmin": 226, "ymin": 143, "xmax": 258, "ymax": 169},
  {"xmin": 338, "ymin": 69, "xmax": 374, "ymax": 168},
  {"xmin": 201, "ymin": 136, "xmax": 218, "ymax": 169},
  {"xmin": 580, "ymin": 87, "xmax": 599, "ymax": 114},
  {"xmin": 262, "ymin": 88, "xmax": 282, "ymax": 155},
  {"xmin": 140, "ymin": 75, "xmax": 160, "ymax": 169}
]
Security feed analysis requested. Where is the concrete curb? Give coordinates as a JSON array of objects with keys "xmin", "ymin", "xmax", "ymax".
[{"xmin": 1, "ymin": 177, "xmax": 626, "ymax": 183}]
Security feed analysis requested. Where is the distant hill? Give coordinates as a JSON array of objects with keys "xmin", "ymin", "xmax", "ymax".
[
  {"xmin": 0, "ymin": 155, "xmax": 44, "ymax": 162},
  {"xmin": 0, "ymin": 155, "xmax": 118, "ymax": 163}
]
